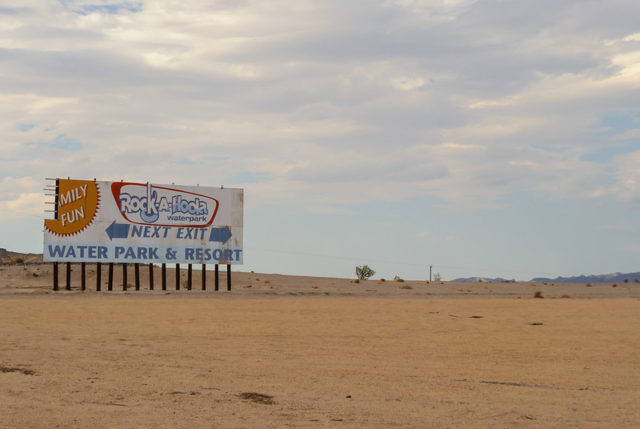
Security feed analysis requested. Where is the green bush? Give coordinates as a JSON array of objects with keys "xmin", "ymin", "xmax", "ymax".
[{"xmin": 355, "ymin": 265, "xmax": 375, "ymax": 280}]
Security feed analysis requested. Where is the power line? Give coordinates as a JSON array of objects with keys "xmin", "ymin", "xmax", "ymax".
[{"xmin": 244, "ymin": 245, "xmax": 561, "ymax": 277}]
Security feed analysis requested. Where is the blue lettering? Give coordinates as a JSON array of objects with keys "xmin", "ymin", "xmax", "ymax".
[
  {"xmin": 148, "ymin": 248, "xmax": 158, "ymax": 259},
  {"xmin": 98, "ymin": 247, "xmax": 107, "ymax": 258},
  {"xmin": 48, "ymin": 245, "xmax": 65, "ymax": 257},
  {"xmin": 115, "ymin": 246, "xmax": 125, "ymax": 258},
  {"xmin": 137, "ymin": 248, "xmax": 147, "ymax": 259},
  {"xmin": 65, "ymin": 246, "xmax": 76, "ymax": 258},
  {"xmin": 185, "ymin": 248, "xmax": 194, "ymax": 260},
  {"xmin": 131, "ymin": 225, "xmax": 144, "ymax": 238}
]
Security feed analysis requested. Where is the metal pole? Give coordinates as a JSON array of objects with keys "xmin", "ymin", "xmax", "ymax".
[
  {"xmin": 81, "ymin": 263, "xmax": 86, "ymax": 291},
  {"xmin": 122, "ymin": 263, "xmax": 127, "ymax": 291},
  {"xmin": 227, "ymin": 264, "xmax": 231, "ymax": 291},
  {"xmin": 175, "ymin": 264, "xmax": 180, "ymax": 290},
  {"xmin": 96, "ymin": 262, "xmax": 101, "ymax": 291},
  {"xmin": 215, "ymin": 264, "xmax": 219, "ymax": 291},
  {"xmin": 135, "ymin": 263, "xmax": 140, "ymax": 291},
  {"xmin": 53, "ymin": 262, "xmax": 58, "ymax": 291},
  {"xmin": 429, "ymin": 265, "xmax": 432, "ymax": 282},
  {"xmin": 66, "ymin": 263, "xmax": 71, "ymax": 290},
  {"xmin": 149, "ymin": 264, "xmax": 154, "ymax": 290},
  {"xmin": 108, "ymin": 263, "xmax": 113, "ymax": 291},
  {"xmin": 162, "ymin": 263, "xmax": 166, "ymax": 290},
  {"xmin": 187, "ymin": 264, "xmax": 192, "ymax": 290},
  {"xmin": 202, "ymin": 264, "xmax": 206, "ymax": 291}
]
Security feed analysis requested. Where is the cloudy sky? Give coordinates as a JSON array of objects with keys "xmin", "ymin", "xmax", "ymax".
[{"xmin": 1, "ymin": 0, "xmax": 639, "ymax": 280}]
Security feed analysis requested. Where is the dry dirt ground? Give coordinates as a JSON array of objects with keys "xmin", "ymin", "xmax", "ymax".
[{"xmin": 0, "ymin": 264, "xmax": 639, "ymax": 428}]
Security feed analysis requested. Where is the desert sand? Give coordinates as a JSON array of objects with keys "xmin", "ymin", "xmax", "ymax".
[{"xmin": 1, "ymin": 263, "xmax": 639, "ymax": 428}]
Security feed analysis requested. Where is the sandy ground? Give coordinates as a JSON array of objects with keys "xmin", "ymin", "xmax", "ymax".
[{"xmin": 0, "ymin": 264, "xmax": 639, "ymax": 428}]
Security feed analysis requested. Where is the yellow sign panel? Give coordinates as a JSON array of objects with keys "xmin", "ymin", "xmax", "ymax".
[{"xmin": 44, "ymin": 179, "xmax": 100, "ymax": 236}]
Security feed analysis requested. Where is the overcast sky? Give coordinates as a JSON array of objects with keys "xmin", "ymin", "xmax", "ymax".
[{"xmin": 1, "ymin": 0, "xmax": 639, "ymax": 280}]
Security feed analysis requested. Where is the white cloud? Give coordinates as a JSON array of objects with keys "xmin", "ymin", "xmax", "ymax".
[
  {"xmin": 1, "ymin": 0, "xmax": 639, "ymax": 213},
  {"xmin": 0, "ymin": 177, "xmax": 47, "ymax": 221}
]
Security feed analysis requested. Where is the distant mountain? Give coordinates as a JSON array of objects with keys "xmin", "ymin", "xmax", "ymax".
[
  {"xmin": 0, "ymin": 248, "xmax": 43, "ymax": 264},
  {"xmin": 531, "ymin": 272, "xmax": 640, "ymax": 284},
  {"xmin": 454, "ymin": 272, "xmax": 640, "ymax": 283},
  {"xmin": 452, "ymin": 277, "xmax": 514, "ymax": 283}
]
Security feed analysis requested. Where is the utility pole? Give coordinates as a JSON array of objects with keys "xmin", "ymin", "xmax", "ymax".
[{"xmin": 429, "ymin": 265, "xmax": 432, "ymax": 282}]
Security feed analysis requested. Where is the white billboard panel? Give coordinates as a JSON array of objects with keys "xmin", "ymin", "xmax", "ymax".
[{"xmin": 43, "ymin": 179, "xmax": 243, "ymax": 264}]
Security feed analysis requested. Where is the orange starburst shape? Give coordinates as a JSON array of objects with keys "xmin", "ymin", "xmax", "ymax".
[{"xmin": 45, "ymin": 179, "xmax": 100, "ymax": 236}]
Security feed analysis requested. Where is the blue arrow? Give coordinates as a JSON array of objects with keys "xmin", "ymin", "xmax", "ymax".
[
  {"xmin": 106, "ymin": 221, "xmax": 130, "ymax": 240},
  {"xmin": 209, "ymin": 226, "xmax": 232, "ymax": 244}
]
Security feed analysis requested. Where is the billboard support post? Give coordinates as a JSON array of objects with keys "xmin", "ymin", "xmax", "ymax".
[
  {"xmin": 227, "ymin": 264, "xmax": 231, "ymax": 291},
  {"xmin": 66, "ymin": 263, "xmax": 71, "ymax": 290},
  {"xmin": 81, "ymin": 263, "xmax": 86, "ymax": 291},
  {"xmin": 135, "ymin": 264, "xmax": 140, "ymax": 291},
  {"xmin": 108, "ymin": 263, "xmax": 113, "ymax": 291},
  {"xmin": 215, "ymin": 264, "xmax": 219, "ymax": 291},
  {"xmin": 162, "ymin": 263, "xmax": 166, "ymax": 290},
  {"xmin": 96, "ymin": 262, "xmax": 101, "ymax": 291},
  {"xmin": 122, "ymin": 263, "xmax": 127, "ymax": 291},
  {"xmin": 53, "ymin": 262, "xmax": 59, "ymax": 291},
  {"xmin": 176, "ymin": 264, "xmax": 180, "ymax": 290},
  {"xmin": 187, "ymin": 264, "xmax": 192, "ymax": 290},
  {"xmin": 149, "ymin": 264, "xmax": 154, "ymax": 290},
  {"xmin": 202, "ymin": 264, "xmax": 206, "ymax": 290}
]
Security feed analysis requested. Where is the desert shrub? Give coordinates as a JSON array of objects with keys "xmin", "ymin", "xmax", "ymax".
[
  {"xmin": 10, "ymin": 257, "xmax": 24, "ymax": 264},
  {"xmin": 394, "ymin": 276, "xmax": 404, "ymax": 282},
  {"xmin": 586, "ymin": 283, "xmax": 592, "ymax": 287},
  {"xmin": 560, "ymin": 294, "xmax": 571, "ymax": 299},
  {"xmin": 399, "ymin": 285, "xmax": 413, "ymax": 290},
  {"xmin": 612, "ymin": 284, "xmax": 617, "ymax": 288},
  {"xmin": 533, "ymin": 291, "xmax": 543, "ymax": 298},
  {"xmin": 624, "ymin": 279, "xmax": 628, "ymax": 283},
  {"xmin": 352, "ymin": 279, "xmax": 360, "ymax": 284},
  {"xmin": 355, "ymin": 265, "xmax": 375, "ymax": 280}
]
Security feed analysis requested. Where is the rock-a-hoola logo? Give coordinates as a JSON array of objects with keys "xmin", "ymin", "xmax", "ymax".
[{"xmin": 111, "ymin": 182, "xmax": 219, "ymax": 227}]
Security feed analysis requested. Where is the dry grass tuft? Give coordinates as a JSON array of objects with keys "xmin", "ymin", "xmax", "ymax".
[
  {"xmin": 9, "ymin": 257, "xmax": 24, "ymax": 264},
  {"xmin": 533, "ymin": 291, "xmax": 544, "ymax": 299},
  {"xmin": 560, "ymin": 294, "xmax": 571, "ymax": 299},
  {"xmin": 0, "ymin": 366, "xmax": 35, "ymax": 375},
  {"xmin": 399, "ymin": 285, "xmax": 413, "ymax": 290},
  {"xmin": 611, "ymin": 284, "xmax": 617, "ymax": 288},
  {"xmin": 238, "ymin": 392, "xmax": 275, "ymax": 405}
]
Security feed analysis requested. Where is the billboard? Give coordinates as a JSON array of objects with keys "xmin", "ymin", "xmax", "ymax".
[{"xmin": 44, "ymin": 179, "xmax": 243, "ymax": 264}]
